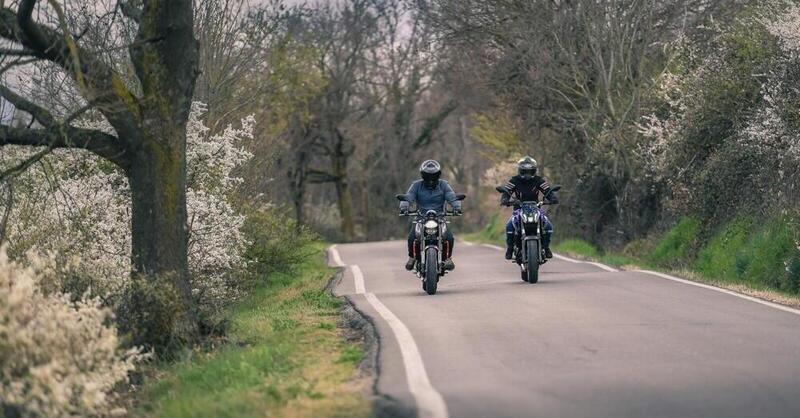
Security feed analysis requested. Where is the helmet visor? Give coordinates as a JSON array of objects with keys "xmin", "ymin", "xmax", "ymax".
[
  {"xmin": 519, "ymin": 167, "xmax": 536, "ymax": 178},
  {"xmin": 421, "ymin": 170, "xmax": 441, "ymax": 184}
]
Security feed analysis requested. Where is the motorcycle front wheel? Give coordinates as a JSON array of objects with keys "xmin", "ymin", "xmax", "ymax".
[
  {"xmin": 526, "ymin": 240, "xmax": 540, "ymax": 284},
  {"xmin": 424, "ymin": 247, "xmax": 439, "ymax": 295}
]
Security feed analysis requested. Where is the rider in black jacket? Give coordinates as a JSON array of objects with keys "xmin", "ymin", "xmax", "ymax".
[{"xmin": 500, "ymin": 156, "xmax": 558, "ymax": 260}]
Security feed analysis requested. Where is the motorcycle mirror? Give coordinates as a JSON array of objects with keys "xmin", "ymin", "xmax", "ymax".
[
  {"xmin": 455, "ymin": 193, "xmax": 467, "ymax": 201},
  {"xmin": 495, "ymin": 186, "xmax": 507, "ymax": 193},
  {"xmin": 551, "ymin": 185, "xmax": 562, "ymax": 192},
  {"xmin": 396, "ymin": 194, "xmax": 408, "ymax": 202}
]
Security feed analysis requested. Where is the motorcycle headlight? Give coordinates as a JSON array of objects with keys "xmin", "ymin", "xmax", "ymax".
[
  {"xmin": 522, "ymin": 212, "xmax": 539, "ymax": 224},
  {"xmin": 424, "ymin": 220, "xmax": 438, "ymax": 229}
]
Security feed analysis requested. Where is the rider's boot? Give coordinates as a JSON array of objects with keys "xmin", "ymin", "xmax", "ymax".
[
  {"xmin": 405, "ymin": 257, "xmax": 416, "ymax": 271},
  {"xmin": 443, "ymin": 258, "xmax": 455, "ymax": 271},
  {"xmin": 542, "ymin": 232, "xmax": 553, "ymax": 259},
  {"xmin": 505, "ymin": 231, "xmax": 515, "ymax": 260}
]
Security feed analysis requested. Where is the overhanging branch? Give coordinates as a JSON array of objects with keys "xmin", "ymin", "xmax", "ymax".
[
  {"xmin": 413, "ymin": 99, "xmax": 459, "ymax": 148},
  {"xmin": 0, "ymin": 125, "xmax": 129, "ymax": 169},
  {"xmin": 1, "ymin": 3, "xmax": 141, "ymax": 139},
  {"xmin": 0, "ymin": 84, "xmax": 55, "ymax": 126}
]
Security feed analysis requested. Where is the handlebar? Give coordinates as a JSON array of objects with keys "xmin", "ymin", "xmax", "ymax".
[
  {"xmin": 504, "ymin": 199, "xmax": 554, "ymax": 208},
  {"xmin": 399, "ymin": 210, "xmax": 463, "ymax": 217}
]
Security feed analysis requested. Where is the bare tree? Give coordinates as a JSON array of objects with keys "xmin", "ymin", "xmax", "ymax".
[{"xmin": 0, "ymin": 0, "xmax": 200, "ymax": 342}]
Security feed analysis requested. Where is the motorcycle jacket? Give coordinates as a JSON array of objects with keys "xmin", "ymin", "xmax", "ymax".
[
  {"xmin": 501, "ymin": 174, "xmax": 556, "ymax": 205},
  {"xmin": 400, "ymin": 179, "xmax": 462, "ymax": 213}
]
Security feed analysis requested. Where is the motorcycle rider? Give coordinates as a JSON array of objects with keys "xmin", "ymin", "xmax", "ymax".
[
  {"xmin": 500, "ymin": 156, "xmax": 559, "ymax": 260},
  {"xmin": 399, "ymin": 160, "xmax": 462, "ymax": 271}
]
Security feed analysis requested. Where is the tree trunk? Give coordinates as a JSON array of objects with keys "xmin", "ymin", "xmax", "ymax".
[
  {"xmin": 128, "ymin": 131, "xmax": 197, "ymax": 342},
  {"xmin": 335, "ymin": 178, "xmax": 356, "ymax": 242},
  {"xmin": 331, "ymin": 150, "xmax": 355, "ymax": 241}
]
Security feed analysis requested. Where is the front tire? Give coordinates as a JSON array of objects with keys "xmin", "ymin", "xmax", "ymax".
[
  {"xmin": 424, "ymin": 247, "xmax": 439, "ymax": 295},
  {"xmin": 526, "ymin": 240, "xmax": 540, "ymax": 284}
]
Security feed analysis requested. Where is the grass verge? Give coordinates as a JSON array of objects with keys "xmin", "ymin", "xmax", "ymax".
[
  {"xmin": 552, "ymin": 225, "xmax": 800, "ymax": 309},
  {"xmin": 136, "ymin": 243, "xmax": 369, "ymax": 418}
]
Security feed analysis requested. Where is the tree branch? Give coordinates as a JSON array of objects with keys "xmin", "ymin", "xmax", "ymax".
[
  {"xmin": 413, "ymin": 100, "xmax": 459, "ymax": 148},
  {"xmin": 0, "ymin": 47, "xmax": 37, "ymax": 56},
  {"xmin": 0, "ymin": 125, "xmax": 129, "ymax": 169},
  {"xmin": 1, "ymin": 3, "xmax": 141, "ymax": 139},
  {"xmin": 0, "ymin": 84, "xmax": 55, "ymax": 126},
  {"xmin": 0, "ymin": 146, "xmax": 52, "ymax": 181},
  {"xmin": 307, "ymin": 169, "xmax": 340, "ymax": 184}
]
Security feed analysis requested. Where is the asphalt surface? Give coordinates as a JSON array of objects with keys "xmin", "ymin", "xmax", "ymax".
[{"xmin": 331, "ymin": 240, "xmax": 800, "ymax": 418}]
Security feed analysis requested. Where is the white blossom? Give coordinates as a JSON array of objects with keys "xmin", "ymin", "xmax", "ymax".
[{"xmin": 0, "ymin": 247, "xmax": 146, "ymax": 418}]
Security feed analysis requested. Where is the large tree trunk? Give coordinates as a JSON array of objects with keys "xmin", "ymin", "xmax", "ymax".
[
  {"xmin": 128, "ymin": 129, "xmax": 197, "ymax": 342},
  {"xmin": 331, "ymin": 150, "xmax": 355, "ymax": 241}
]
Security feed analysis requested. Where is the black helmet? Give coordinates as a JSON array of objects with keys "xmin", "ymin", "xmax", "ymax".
[
  {"xmin": 517, "ymin": 156, "xmax": 538, "ymax": 180},
  {"xmin": 420, "ymin": 159, "xmax": 441, "ymax": 188}
]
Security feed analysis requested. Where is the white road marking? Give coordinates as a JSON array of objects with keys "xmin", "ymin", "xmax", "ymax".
[
  {"xmin": 327, "ymin": 244, "xmax": 448, "ymax": 418},
  {"xmin": 460, "ymin": 240, "xmax": 475, "ymax": 246},
  {"xmin": 363, "ymin": 291, "xmax": 449, "ymax": 418},
  {"xmin": 553, "ymin": 253, "xmax": 619, "ymax": 273},
  {"xmin": 352, "ymin": 264, "xmax": 366, "ymax": 295},
  {"xmin": 481, "ymin": 243, "xmax": 505, "ymax": 251},
  {"xmin": 636, "ymin": 270, "xmax": 800, "ymax": 317},
  {"xmin": 328, "ymin": 244, "xmax": 346, "ymax": 267}
]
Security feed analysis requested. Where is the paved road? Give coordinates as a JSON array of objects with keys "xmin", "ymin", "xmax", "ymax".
[{"xmin": 331, "ymin": 240, "xmax": 800, "ymax": 418}]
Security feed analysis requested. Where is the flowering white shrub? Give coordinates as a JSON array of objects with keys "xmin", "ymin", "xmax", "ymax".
[
  {"xmin": 0, "ymin": 102, "xmax": 254, "ymax": 319},
  {"xmin": 0, "ymin": 248, "xmax": 144, "ymax": 418},
  {"xmin": 767, "ymin": 4, "xmax": 800, "ymax": 55}
]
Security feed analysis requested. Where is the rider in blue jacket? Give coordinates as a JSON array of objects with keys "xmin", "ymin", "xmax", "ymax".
[
  {"xmin": 500, "ymin": 156, "xmax": 558, "ymax": 260},
  {"xmin": 399, "ymin": 160, "xmax": 462, "ymax": 271}
]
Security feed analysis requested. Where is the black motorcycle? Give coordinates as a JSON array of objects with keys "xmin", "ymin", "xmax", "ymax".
[
  {"xmin": 396, "ymin": 194, "xmax": 466, "ymax": 295},
  {"xmin": 496, "ymin": 186, "xmax": 561, "ymax": 283}
]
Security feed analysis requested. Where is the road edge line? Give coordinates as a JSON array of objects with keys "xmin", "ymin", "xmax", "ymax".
[
  {"xmin": 635, "ymin": 269, "xmax": 800, "ymax": 317},
  {"xmin": 328, "ymin": 243, "xmax": 448, "ymax": 418},
  {"xmin": 352, "ymin": 264, "xmax": 366, "ymax": 295},
  {"xmin": 481, "ymin": 243, "xmax": 505, "ymax": 251},
  {"xmin": 328, "ymin": 244, "xmax": 346, "ymax": 267},
  {"xmin": 552, "ymin": 253, "xmax": 619, "ymax": 272},
  {"xmin": 363, "ymin": 291, "xmax": 449, "ymax": 418}
]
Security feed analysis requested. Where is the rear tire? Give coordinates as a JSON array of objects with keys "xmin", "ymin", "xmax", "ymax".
[
  {"xmin": 526, "ymin": 240, "xmax": 540, "ymax": 284},
  {"xmin": 424, "ymin": 247, "xmax": 439, "ymax": 295}
]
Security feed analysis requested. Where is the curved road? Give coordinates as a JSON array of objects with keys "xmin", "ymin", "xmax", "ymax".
[{"xmin": 330, "ymin": 241, "xmax": 800, "ymax": 418}]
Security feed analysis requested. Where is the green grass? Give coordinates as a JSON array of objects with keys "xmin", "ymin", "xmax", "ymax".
[
  {"xmin": 694, "ymin": 216, "xmax": 800, "ymax": 293},
  {"xmin": 555, "ymin": 239, "xmax": 600, "ymax": 259},
  {"xmin": 694, "ymin": 217, "xmax": 751, "ymax": 281},
  {"xmin": 137, "ymin": 243, "xmax": 369, "ymax": 418},
  {"xmin": 648, "ymin": 217, "xmax": 700, "ymax": 265},
  {"xmin": 551, "ymin": 214, "xmax": 800, "ymax": 299},
  {"xmin": 462, "ymin": 212, "xmax": 506, "ymax": 245},
  {"xmin": 553, "ymin": 239, "xmax": 639, "ymax": 268}
]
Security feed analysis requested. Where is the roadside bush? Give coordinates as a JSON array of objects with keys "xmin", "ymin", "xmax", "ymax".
[
  {"xmin": 242, "ymin": 206, "xmax": 319, "ymax": 282},
  {"xmin": 0, "ymin": 249, "xmax": 145, "ymax": 418},
  {"xmin": 116, "ymin": 278, "xmax": 184, "ymax": 352},
  {"xmin": 694, "ymin": 217, "xmax": 751, "ymax": 281},
  {"xmin": 648, "ymin": 218, "xmax": 699, "ymax": 266}
]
